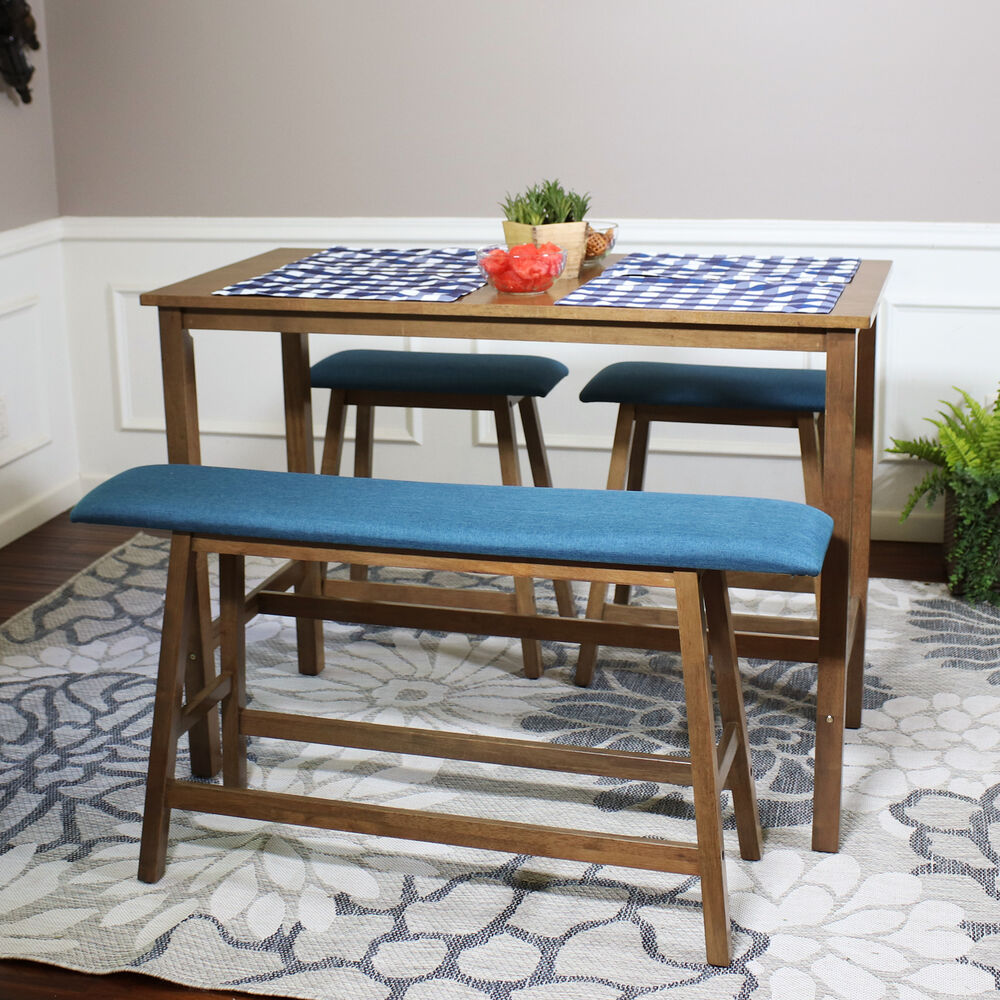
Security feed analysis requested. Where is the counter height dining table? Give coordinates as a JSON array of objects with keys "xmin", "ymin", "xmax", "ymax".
[{"xmin": 140, "ymin": 248, "xmax": 891, "ymax": 854}]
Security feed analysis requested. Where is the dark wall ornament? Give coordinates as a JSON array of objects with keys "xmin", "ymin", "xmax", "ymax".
[{"xmin": 0, "ymin": 0, "xmax": 39, "ymax": 104}]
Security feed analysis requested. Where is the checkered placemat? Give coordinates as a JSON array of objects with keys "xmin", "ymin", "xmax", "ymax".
[
  {"xmin": 214, "ymin": 246, "xmax": 486, "ymax": 302},
  {"xmin": 556, "ymin": 253, "xmax": 861, "ymax": 313}
]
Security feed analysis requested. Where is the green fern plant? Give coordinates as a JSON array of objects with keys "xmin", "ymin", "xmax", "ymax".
[{"xmin": 887, "ymin": 383, "xmax": 1000, "ymax": 604}]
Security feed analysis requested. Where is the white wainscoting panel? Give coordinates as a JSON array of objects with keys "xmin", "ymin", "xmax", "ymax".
[
  {"xmin": 0, "ymin": 224, "xmax": 81, "ymax": 546},
  {"xmin": 0, "ymin": 295, "xmax": 49, "ymax": 467},
  {"xmin": 10, "ymin": 215, "xmax": 1000, "ymax": 545}
]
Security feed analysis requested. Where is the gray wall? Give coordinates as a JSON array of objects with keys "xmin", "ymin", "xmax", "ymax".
[
  {"xmin": 5, "ymin": 0, "xmax": 999, "ymax": 227},
  {"xmin": 0, "ymin": 0, "xmax": 57, "ymax": 231}
]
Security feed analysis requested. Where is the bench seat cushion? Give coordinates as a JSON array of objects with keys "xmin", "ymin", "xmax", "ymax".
[
  {"xmin": 580, "ymin": 362, "xmax": 827, "ymax": 412},
  {"xmin": 72, "ymin": 465, "xmax": 833, "ymax": 577},
  {"xmin": 310, "ymin": 350, "xmax": 569, "ymax": 398}
]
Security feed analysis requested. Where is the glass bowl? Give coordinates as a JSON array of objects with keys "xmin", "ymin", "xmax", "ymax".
[
  {"xmin": 582, "ymin": 221, "xmax": 619, "ymax": 266},
  {"xmin": 476, "ymin": 243, "xmax": 567, "ymax": 294}
]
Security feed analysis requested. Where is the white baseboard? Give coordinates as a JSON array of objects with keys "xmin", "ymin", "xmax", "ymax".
[{"xmin": 0, "ymin": 477, "xmax": 85, "ymax": 549}]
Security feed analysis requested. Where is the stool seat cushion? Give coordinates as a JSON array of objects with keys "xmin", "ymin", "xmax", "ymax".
[
  {"xmin": 73, "ymin": 465, "xmax": 833, "ymax": 577},
  {"xmin": 580, "ymin": 362, "xmax": 826, "ymax": 412},
  {"xmin": 311, "ymin": 350, "xmax": 569, "ymax": 398}
]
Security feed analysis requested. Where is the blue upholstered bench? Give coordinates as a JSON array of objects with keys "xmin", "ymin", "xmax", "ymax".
[
  {"xmin": 71, "ymin": 463, "xmax": 833, "ymax": 967},
  {"xmin": 310, "ymin": 348, "xmax": 575, "ymax": 666}
]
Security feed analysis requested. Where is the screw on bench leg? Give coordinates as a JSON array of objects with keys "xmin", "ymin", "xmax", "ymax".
[
  {"xmin": 139, "ymin": 533, "xmax": 196, "ymax": 884},
  {"xmin": 676, "ymin": 570, "xmax": 732, "ymax": 967}
]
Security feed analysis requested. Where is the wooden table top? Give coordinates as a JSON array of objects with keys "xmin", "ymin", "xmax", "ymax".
[{"xmin": 141, "ymin": 249, "xmax": 891, "ymax": 333}]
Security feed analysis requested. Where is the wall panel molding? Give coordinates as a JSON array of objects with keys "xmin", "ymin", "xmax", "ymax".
[
  {"xmin": 4, "ymin": 214, "xmax": 1000, "ymax": 544},
  {"xmin": 56, "ymin": 215, "xmax": 1000, "ymax": 252},
  {"xmin": 0, "ymin": 294, "xmax": 51, "ymax": 469},
  {"xmin": 0, "ymin": 219, "xmax": 62, "ymax": 261}
]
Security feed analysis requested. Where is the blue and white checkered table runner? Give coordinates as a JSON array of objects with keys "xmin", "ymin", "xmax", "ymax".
[
  {"xmin": 214, "ymin": 246, "xmax": 486, "ymax": 302},
  {"xmin": 556, "ymin": 253, "xmax": 861, "ymax": 313}
]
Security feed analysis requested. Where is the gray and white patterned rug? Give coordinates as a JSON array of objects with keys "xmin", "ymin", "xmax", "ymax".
[{"xmin": 0, "ymin": 535, "xmax": 998, "ymax": 999}]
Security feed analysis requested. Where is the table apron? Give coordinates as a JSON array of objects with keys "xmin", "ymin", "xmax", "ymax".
[{"xmin": 173, "ymin": 308, "xmax": 837, "ymax": 351}]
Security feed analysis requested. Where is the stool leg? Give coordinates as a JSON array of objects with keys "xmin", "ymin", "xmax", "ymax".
[
  {"xmin": 675, "ymin": 570, "xmax": 732, "ymax": 967},
  {"xmin": 319, "ymin": 389, "xmax": 348, "ymax": 476},
  {"xmin": 349, "ymin": 404, "xmax": 376, "ymax": 583},
  {"xmin": 606, "ymin": 404, "xmax": 636, "ymax": 491},
  {"xmin": 517, "ymin": 396, "xmax": 577, "ymax": 619},
  {"xmin": 797, "ymin": 413, "xmax": 824, "ymax": 508},
  {"xmin": 576, "ymin": 406, "xmax": 636, "ymax": 683},
  {"xmin": 702, "ymin": 570, "xmax": 762, "ymax": 862},
  {"xmin": 613, "ymin": 415, "xmax": 651, "ymax": 606},
  {"xmin": 494, "ymin": 401, "xmax": 544, "ymax": 678},
  {"xmin": 139, "ymin": 534, "xmax": 196, "ymax": 884},
  {"xmin": 219, "ymin": 553, "xmax": 248, "ymax": 790},
  {"xmin": 494, "ymin": 399, "xmax": 523, "ymax": 485}
]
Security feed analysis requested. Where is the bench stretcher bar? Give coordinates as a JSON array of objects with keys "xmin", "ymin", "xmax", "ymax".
[{"xmin": 166, "ymin": 780, "xmax": 703, "ymax": 876}]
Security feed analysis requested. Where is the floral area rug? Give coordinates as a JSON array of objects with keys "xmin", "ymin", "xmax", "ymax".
[{"xmin": 1, "ymin": 534, "xmax": 998, "ymax": 1000}]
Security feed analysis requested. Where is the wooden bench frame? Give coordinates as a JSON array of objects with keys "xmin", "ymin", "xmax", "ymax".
[{"xmin": 141, "ymin": 530, "xmax": 764, "ymax": 968}]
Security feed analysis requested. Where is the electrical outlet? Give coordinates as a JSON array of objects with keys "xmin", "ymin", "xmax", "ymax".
[{"xmin": 0, "ymin": 396, "xmax": 7, "ymax": 440}]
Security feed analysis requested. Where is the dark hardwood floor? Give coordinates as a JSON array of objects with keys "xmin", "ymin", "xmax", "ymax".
[{"xmin": 0, "ymin": 509, "xmax": 947, "ymax": 999}]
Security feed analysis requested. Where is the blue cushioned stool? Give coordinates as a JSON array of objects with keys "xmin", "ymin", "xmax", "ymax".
[
  {"xmin": 577, "ymin": 361, "xmax": 827, "ymax": 681},
  {"xmin": 580, "ymin": 361, "xmax": 826, "ymax": 507},
  {"xmin": 311, "ymin": 349, "xmax": 576, "ymax": 672}
]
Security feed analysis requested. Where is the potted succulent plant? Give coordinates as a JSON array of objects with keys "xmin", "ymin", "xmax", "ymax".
[
  {"xmin": 887, "ymin": 383, "xmax": 1000, "ymax": 604},
  {"xmin": 500, "ymin": 179, "xmax": 592, "ymax": 276}
]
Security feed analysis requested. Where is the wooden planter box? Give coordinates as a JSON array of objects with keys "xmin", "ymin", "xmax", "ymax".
[{"xmin": 502, "ymin": 220, "xmax": 587, "ymax": 277}]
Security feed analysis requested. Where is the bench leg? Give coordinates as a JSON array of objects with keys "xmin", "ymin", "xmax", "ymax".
[
  {"xmin": 219, "ymin": 554, "xmax": 248, "ymax": 789},
  {"xmin": 675, "ymin": 570, "xmax": 732, "ymax": 967},
  {"xmin": 518, "ymin": 396, "xmax": 577, "ymax": 620},
  {"xmin": 495, "ymin": 401, "xmax": 544, "ymax": 678},
  {"xmin": 702, "ymin": 570, "xmax": 762, "ymax": 862},
  {"xmin": 139, "ymin": 534, "xmax": 196, "ymax": 883}
]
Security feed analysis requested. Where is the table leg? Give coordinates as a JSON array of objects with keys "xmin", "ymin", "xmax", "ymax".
[
  {"xmin": 280, "ymin": 332, "xmax": 325, "ymax": 676},
  {"xmin": 812, "ymin": 331, "xmax": 856, "ymax": 853},
  {"xmin": 846, "ymin": 323, "xmax": 877, "ymax": 729},
  {"xmin": 158, "ymin": 309, "xmax": 221, "ymax": 778}
]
